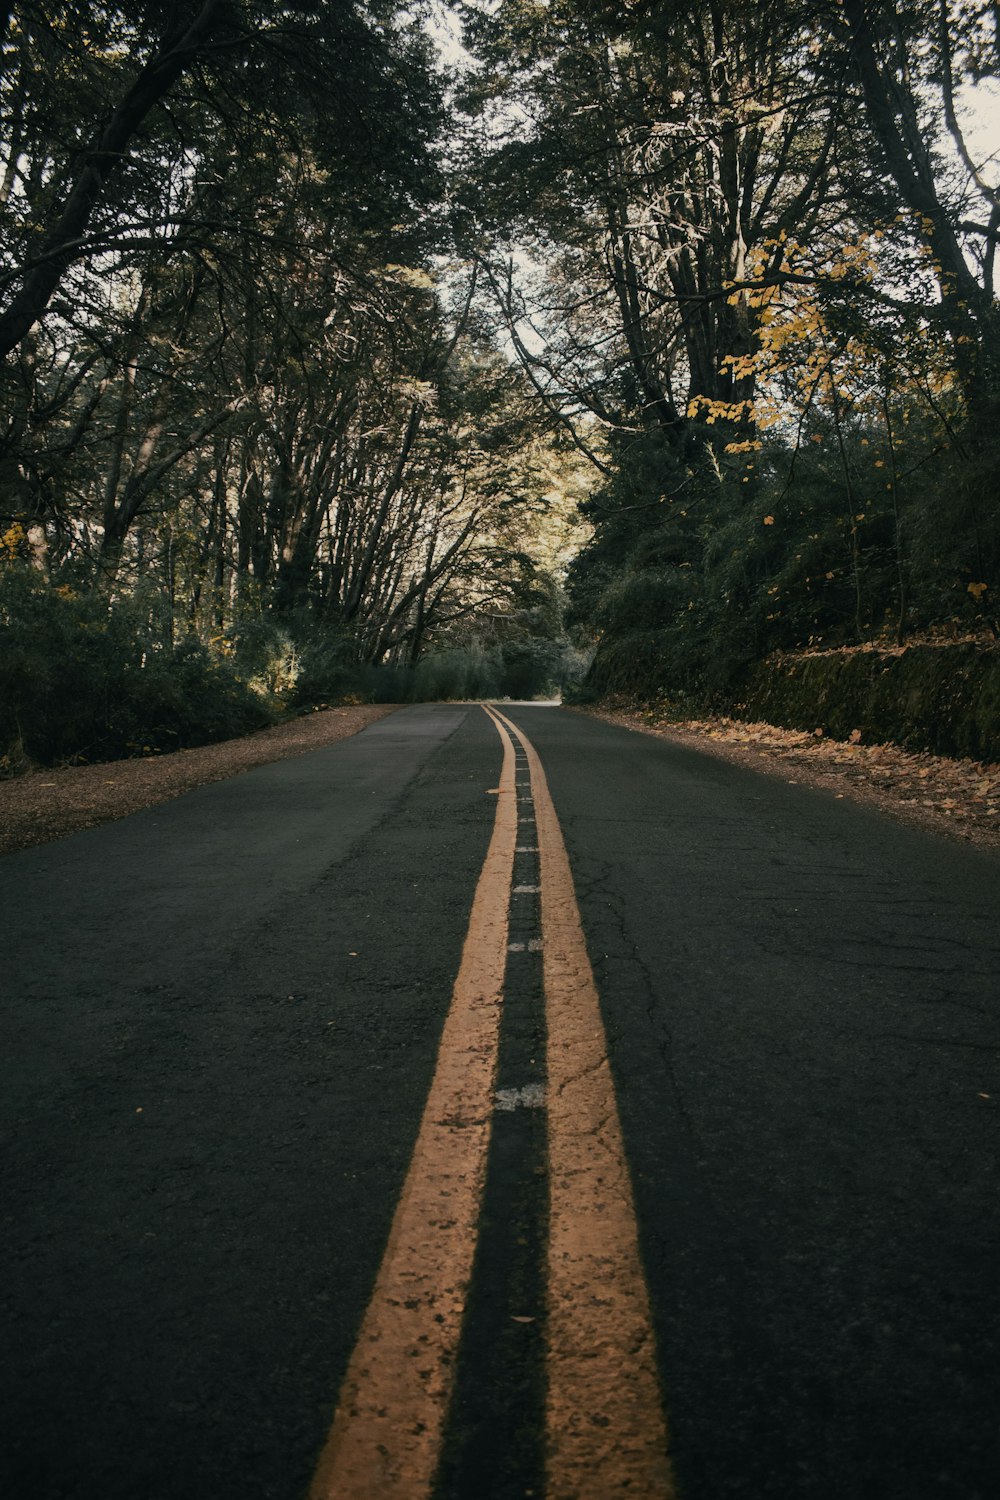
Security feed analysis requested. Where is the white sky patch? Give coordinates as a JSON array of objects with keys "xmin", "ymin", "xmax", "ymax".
[
  {"xmin": 955, "ymin": 80, "xmax": 1000, "ymax": 168},
  {"xmin": 425, "ymin": 0, "xmax": 477, "ymax": 71}
]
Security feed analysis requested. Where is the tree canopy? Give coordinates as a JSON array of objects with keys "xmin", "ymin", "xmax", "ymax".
[
  {"xmin": 2, "ymin": 0, "xmax": 998, "ymax": 762},
  {"xmin": 450, "ymin": 0, "xmax": 1000, "ymax": 695}
]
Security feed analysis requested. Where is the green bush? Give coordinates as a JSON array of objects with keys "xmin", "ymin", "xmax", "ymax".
[
  {"xmin": 224, "ymin": 615, "xmax": 300, "ymax": 696},
  {"xmin": 496, "ymin": 636, "xmax": 565, "ymax": 698},
  {"xmin": 0, "ymin": 567, "xmax": 272, "ymax": 769},
  {"xmin": 291, "ymin": 628, "xmax": 580, "ymax": 706},
  {"xmin": 288, "ymin": 627, "xmax": 368, "ymax": 705},
  {"xmin": 567, "ymin": 410, "xmax": 1000, "ymax": 713}
]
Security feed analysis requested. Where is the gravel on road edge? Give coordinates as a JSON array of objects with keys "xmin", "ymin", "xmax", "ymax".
[{"xmin": 0, "ymin": 705, "xmax": 397, "ymax": 856}]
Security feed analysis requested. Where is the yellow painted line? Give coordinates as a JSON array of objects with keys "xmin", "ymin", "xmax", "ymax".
[
  {"xmin": 307, "ymin": 713, "xmax": 517, "ymax": 1498},
  {"xmin": 487, "ymin": 706, "xmax": 676, "ymax": 1499}
]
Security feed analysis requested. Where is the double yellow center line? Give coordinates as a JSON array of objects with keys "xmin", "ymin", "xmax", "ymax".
[{"xmin": 308, "ymin": 707, "xmax": 675, "ymax": 1498}]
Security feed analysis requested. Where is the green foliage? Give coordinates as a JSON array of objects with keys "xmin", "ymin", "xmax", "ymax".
[
  {"xmin": 291, "ymin": 630, "xmax": 580, "ymax": 707},
  {"xmin": 410, "ymin": 645, "xmax": 503, "ymax": 702},
  {"xmin": 223, "ymin": 615, "xmax": 301, "ymax": 698},
  {"xmin": 0, "ymin": 568, "xmax": 272, "ymax": 769},
  {"xmin": 569, "ymin": 414, "xmax": 1000, "ymax": 708},
  {"xmin": 286, "ymin": 627, "xmax": 370, "ymax": 707},
  {"xmin": 739, "ymin": 644, "xmax": 1000, "ymax": 762}
]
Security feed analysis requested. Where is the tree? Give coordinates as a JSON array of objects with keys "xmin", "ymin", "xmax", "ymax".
[
  {"xmin": 0, "ymin": 3, "xmax": 443, "ymax": 358},
  {"xmin": 831, "ymin": 0, "xmax": 1000, "ymax": 411},
  {"xmin": 458, "ymin": 0, "xmax": 857, "ymax": 457},
  {"xmin": 0, "ymin": 0, "xmax": 447, "ymax": 582}
]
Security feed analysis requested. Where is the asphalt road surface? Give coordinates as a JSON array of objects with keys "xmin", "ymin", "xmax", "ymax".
[{"xmin": 2, "ymin": 703, "xmax": 999, "ymax": 1500}]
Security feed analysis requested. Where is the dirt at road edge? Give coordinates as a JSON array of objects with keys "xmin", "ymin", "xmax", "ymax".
[
  {"xmin": 0, "ymin": 705, "xmax": 396, "ymax": 856},
  {"xmin": 4, "ymin": 700, "xmax": 998, "ymax": 858},
  {"xmin": 584, "ymin": 706, "xmax": 1000, "ymax": 853}
]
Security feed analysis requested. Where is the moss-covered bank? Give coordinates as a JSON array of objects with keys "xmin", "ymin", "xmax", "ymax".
[{"xmin": 736, "ymin": 643, "xmax": 1000, "ymax": 762}]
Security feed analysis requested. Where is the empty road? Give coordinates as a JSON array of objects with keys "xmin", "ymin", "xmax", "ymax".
[{"xmin": 2, "ymin": 703, "xmax": 999, "ymax": 1499}]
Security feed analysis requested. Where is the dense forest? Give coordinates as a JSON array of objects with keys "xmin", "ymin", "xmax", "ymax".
[{"xmin": 1, "ymin": 1, "xmax": 999, "ymax": 766}]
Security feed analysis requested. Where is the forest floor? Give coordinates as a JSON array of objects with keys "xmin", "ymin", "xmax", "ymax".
[
  {"xmin": 586, "ymin": 704, "xmax": 1000, "ymax": 852},
  {"xmin": 2, "ymin": 700, "xmax": 998, "ymax": 858},
  {"xmin": 0, "ymin": 705, "xmax": 394, "ymax": 856}
]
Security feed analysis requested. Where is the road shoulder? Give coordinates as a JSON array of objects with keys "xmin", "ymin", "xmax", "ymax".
[
  {"xmin": 583, "ymin": 705, "xmax": 1000, "ymax": 852},
  {"xmin": 0, "ymin": 704, "xmax": 396, "ymax": 855}
]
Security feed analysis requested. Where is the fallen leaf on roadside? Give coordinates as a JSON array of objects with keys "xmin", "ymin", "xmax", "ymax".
[{"xmin": 590, "ymin": 704, "xmax": 1000, "ymax": 847}]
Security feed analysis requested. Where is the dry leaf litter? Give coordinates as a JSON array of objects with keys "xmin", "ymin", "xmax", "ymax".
[
  {"xmin": 3, "ymin": 701, "xmax": 997, "ymax": 858},
  {"xmin": 587, "ymin": 706, "xmax": 1000, "ymax": 851},
  {"xmin": 0, "ymin": 705, "xmax": 394, "ymax": 856}
]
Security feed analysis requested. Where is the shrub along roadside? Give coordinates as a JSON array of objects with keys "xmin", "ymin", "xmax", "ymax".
[
  {"xmin": 0, "ymin": 568, "xmax": 579, "ymax": 772},
  {"xmin": 290, "ymin": 631, "xmax": 579, "ymax": 708},
  {"xmin": 0, "ymin": 569, "xmax": 273, "ymax": 770}
]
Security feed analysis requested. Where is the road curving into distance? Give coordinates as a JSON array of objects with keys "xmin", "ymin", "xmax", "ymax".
[{"xmin": 2, "ymin": 702, "xmax": 999, "ymax": 1499}]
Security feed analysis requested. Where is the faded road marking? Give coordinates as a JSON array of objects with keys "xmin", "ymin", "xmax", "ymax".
[
  {"xmin": 487, "ymin": 706, "xmax": 676, "ymax": 1500},
  {"xmin": 307, "ymin": 714, "xmax": 518, "ymax": 1498},
  {"xmin": 495, "ymin": 1083, "xmax": 547, "ymax": 1111}
]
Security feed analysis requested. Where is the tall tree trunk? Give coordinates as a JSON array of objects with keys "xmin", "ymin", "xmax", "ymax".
[{"xmin": 342, "ymin": 401, "xmax": 423, "ymax": 623}]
